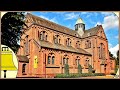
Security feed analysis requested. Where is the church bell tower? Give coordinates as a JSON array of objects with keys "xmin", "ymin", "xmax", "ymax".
[{"xmin": 75, "ymin": 16, "xmax": 85, "ymax": 37}]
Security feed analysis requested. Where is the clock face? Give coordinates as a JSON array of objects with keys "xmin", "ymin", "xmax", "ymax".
[{"xmin": 1, "ymin": 45, "xmax": 18, "ymax": 78}]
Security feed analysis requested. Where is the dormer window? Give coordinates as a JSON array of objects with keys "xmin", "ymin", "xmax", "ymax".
[
  {"xmin": 76, "ymin": 41, "xmax": 80, "ymax": 48},
  {"xmin": 40, "ymin": 31, "xmax": 48, "ymax": 41},
  {"xmin": 54, "ymin": 35, "xmax": 61, "ymax": 44},
  {"xmin": 85, "ymin": 40, "xmax": 91, "ymax": 49},
  {"xmin": 66, "ymin": 38, "xmax": 72, "ymax": 46}
]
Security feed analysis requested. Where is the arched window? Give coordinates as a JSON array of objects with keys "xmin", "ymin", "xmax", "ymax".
[
  {"xmin": 40, "ymin": 31, "xmax": 48, "ymax": 41},
  {"xmin": 84, "ymin": 58, "xmax": 89, "ymax": 69},
  {"xmin": 45, "ymin": 35, "xmax": 47, "ymax": 41},
  {"xmin": 52, "ymin": 56, "xmax": 55, "ymax": 64},
  {"xmin": 63, "ymin": 58, "xmax": 66, "ymax": 65},
  {"xmin": 75, "ymin": 56, "xmax": 80, "ymax": 66},
  {"xmin": 22, "ymin": 64, "xmax": 26, "ymax": 74},
  {"xmin": 63, "ymin": 54, "xmax": 69, "ymax": 65},
  {"xmin": 99, "ymin": 43, "xmax": 105, "ymax": 59},
  {"xmin": 59, "ymin": 39, "xmax": 61, "ymax": 44},
  {"xmin": 54, "ymin": 35, "xmax": 61, "ymax": 44},
  {"xmin": 66, "ymin": 38, "xmax": 72, "ymax": 46},
  {"xmin": 85, "ymin": 40, "xmax": 91, "ymax": 49},
  {"xmin": 48, "ymin": 56, "xmax": 51, "ymax": 64},
  {"xmin": 75, "ymin": 25, "xmax": 78, "ymax": 30},
  {"xmin": 47, "ymin": 53, "xmax": 55, "ymax": 65}
]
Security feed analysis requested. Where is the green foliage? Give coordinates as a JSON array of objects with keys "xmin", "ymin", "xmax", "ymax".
[
  {"xmin": 55, "ymin": 74, "xmax": 79, "ymax": 78},
  {"xmin": 88, "ymin": 64, "xmax": 92, "ymax": 74},
  {"xmin": 55, "ymin": 73, "xmax": 105, "ymax": 78},
  {"xmin": 78, "ymin": 64, "xmax": 82, "ymax": 75},
  {"xmin": 1, "ymin": 12, "xmax": 26, "ymax": 53},
  {"xmin": 64, "ymin": 64, "xmax": 69, "ymax": 75},
  {"xmin": 115, "ymin": 65, "xmax": 119, "ymax": 74}
]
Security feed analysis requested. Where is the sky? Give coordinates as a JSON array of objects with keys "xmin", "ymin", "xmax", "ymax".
[{"xmin": 26, "ymin": 12, "xmax": 119, "ymax": 57}]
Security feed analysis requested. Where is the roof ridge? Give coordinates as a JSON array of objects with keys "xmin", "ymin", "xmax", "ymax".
[
  {"xmin": 26, "ymin": 13, "xmax": 75, "ymax": 31},
  {"xmin": 86, "ymin": 25, "xmax": 101, "ymax": 31}
]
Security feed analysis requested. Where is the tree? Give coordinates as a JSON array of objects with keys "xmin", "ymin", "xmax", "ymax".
[
  {"xmin": 64, "ymin": 64, "xmax": 69, "ymax": 75},
  {"xmin": 88, "ymin": 64, "xmax": 92, "ymax": 74},
  {"xmin": 1, "ymin": 12, "xmax": 26, "ymax": 53},
  {"xmin": 116, "ymin": 50, "xmax": 119, "ymax": 65},
  {"xmin": 78, "ymin": 64, "xmax": 82, "ymax": 75}
]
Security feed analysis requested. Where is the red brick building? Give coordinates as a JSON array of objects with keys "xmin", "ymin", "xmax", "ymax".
[{"xmin": 17, "ymin": 13, "xmax": 115, "ymax": 78}]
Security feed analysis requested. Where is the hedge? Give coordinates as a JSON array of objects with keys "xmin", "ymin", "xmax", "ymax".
[
  {"xmin": 55, "ymin": 73, "xmax": 105, "ymax": 78},
  {"xmin": 78, "ymin": 64, "xmax": 82, "ymax": 75},
  {"xmin": 64, "ymin": 64, "xmax": 69, "ymax": 75}
]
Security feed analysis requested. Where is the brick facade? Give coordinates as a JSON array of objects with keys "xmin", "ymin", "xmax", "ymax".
[{"xmin": 16, "ymin": 13, "xmax": 115, "ymax": 78}]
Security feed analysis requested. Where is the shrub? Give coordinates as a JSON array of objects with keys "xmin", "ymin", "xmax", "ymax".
[
  {"xmin": 93, "ymin": 73, "xmax": 105, "ymax": 76},
  {"xmin": 115, "ymin": 65, "xmax": 119, "ymax": 74},
  {"xmin": 88, "ymin": 64, "xmax": 92, "ymax": 74},
  {"xmin": 55, "ymin": 74, "xmax": 80, "ymax": 78},
  {"xmin": 78, "ymin": 64, "xmax": 82, "ymax": 75},
  {"xmin": 64, "ymin": 64, "xmax": 69, "ymax": 75}
]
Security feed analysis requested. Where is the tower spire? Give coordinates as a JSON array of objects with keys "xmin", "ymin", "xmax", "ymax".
[{"xmin": 75, "ymin": 16, "xmax": 85, "ymax": 37}]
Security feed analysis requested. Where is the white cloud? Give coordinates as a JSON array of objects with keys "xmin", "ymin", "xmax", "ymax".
[
  {"xmin": 86, "ymin": 14, "xmax": 91, "ymax": 18},
  {"xmin": 108, "ymin": 43, "xmax": 113, "ymax": 49},
  {"xmin": 102, "ymin": 15, "xmax": 119, "ymax": 30},
  {"xmin": 94, "ymin": 22, "xmax": 102, "ymax": 26},
  {"xmin": 24, "ymin": 12, "xmax": 31, "ymax": 15},
  {"xmin": 81, "ymin": 12, "xmax": 88, "ymax": 15},
  {"xmin": 52, "ymin": 12, "xmax": 66, "ymax": 15},
  {"xmin": 39, "ymin": 15, "xmax": 58, "ymax": 24},
  {"xmin": 64, "ymin": 12, "xmax": 79, "ymax": 20},
  {"xmin": 39, "ymin": 15, "xmax": 49, "ymax": 20},
  {"xmin": 115, "ymin": 35, "xmax": 119, "ymax": 39},
  {"xmin": 101, "ymin": 12, "xmax": 113, "ymax": 16},
  {"xmin": 50, "ymin": 17, "xmax": 58, "ymax": 24},
  {"xmin": 95, "ymin": 14, "xmax": 119, "ymax": 30},
  {"xmin": 67, "ymin": 24, "xmax": 74, "ymax": 29},
  {"xmin": 109, "ymin": 44, "xmax": 119, "ymax": 57}
]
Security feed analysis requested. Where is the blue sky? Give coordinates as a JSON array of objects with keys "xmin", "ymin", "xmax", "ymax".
[{"xmin": 27, "ymin": 12, "xmax": 119, "ymax": 57}]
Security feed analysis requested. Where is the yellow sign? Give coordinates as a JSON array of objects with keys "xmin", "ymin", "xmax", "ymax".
[
  {"xmin": 1, "ymin": 47, "xmax": 17, "ymax": 70},
  {"xmin": 34, "ymin": 56, "xmax": 38, "ymax": 68},
  {"xmin": 1, "ymin": 45, "xmax": 18, "ymax": 78}
]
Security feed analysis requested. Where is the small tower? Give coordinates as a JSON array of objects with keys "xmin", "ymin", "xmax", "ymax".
[{"xmin": 75, "ymin": 16, "xmax": 85, "ymax": 37}]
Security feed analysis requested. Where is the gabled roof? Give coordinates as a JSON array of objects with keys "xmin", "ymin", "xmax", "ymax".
[
  {"xmin": 33, "ymin": 39, "xmax": 91, "ymax": 56},
  {"xmin": 26, "ymin": 13, "xmax": 103, "ymax": 39},
  {"xmin": 17, "ymin": 55, "xmax": 29, "ymax": 63},
  {"xmin": 82, "ymin": 25, "xmax": 101, "ymax": 38},
  {"xmin": 26, "ymin": 13, "xmax": 81, "ymax": 38}
]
